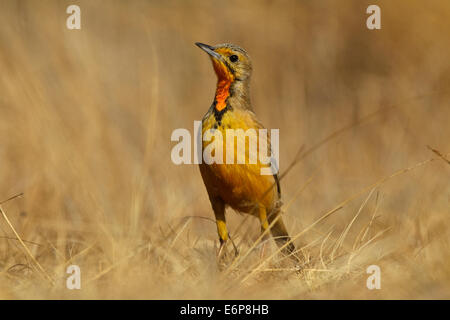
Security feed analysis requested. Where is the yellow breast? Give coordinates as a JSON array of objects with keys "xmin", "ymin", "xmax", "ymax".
[{"xmin": 199, "ymin": 109, "xmax": 278, "ymax": 212}]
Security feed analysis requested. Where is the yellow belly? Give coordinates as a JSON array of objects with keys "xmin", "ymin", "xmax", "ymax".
[{"xmin": 199, "ymin": 109, "xmax": 278, "ymax": 213}]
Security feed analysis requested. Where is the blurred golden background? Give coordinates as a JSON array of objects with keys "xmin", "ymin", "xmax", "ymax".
[{"xmin": 0, "ymin": 0, "xmax": 449, "ymax": 299}]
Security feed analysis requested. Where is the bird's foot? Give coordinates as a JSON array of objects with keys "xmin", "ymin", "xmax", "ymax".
[{"xmin": 216, "ymin": 235, "xmax": 239, "ymax": 267}]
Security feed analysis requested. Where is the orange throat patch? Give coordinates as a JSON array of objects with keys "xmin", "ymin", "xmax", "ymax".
[
  {"xmin": 212, "ymin": 58, "xmax": 234, "ymax": 112},
  {"xmin": 215, "ymin": 80, "xmax": 232, "ymax": 111}
]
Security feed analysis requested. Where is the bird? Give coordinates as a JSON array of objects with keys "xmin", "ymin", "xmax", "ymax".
[{"xmin": 195, "ymin": 42, "xmax": 297, "ymax": 261}]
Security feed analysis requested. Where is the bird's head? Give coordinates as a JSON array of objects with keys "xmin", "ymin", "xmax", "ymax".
[{"xmin": 195, "ymin": 42, "xmax": 252, "ymax": 82}]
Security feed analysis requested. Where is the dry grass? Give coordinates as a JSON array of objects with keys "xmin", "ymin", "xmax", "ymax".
[{"xmin": 0, "ymin": 0, "xmax": 449, "ymax": 299}]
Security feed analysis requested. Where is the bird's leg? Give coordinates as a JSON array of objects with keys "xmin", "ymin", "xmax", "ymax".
[
  {"xmin": 258, "ymin": 206, "xmax": 270, "ymax": 259},
  {"xmin": 211, "ymin": 198, "xmax": 228, "ymax": 260}
]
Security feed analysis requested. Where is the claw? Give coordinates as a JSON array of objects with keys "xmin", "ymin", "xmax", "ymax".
[
  {"xmin": 217, "ymin": 238, "xmax": 226, "ymax": 260},
  {"xmin": 217, "ymin": 234, "xmax": 239, "ymax": 261},
  {"xmin": 229, "ymin": 234, "xmax": 239, "ymax": 257}
]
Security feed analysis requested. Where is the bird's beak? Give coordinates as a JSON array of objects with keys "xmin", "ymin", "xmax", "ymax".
[{"xmin": 195, "ymin": 42, "xmax": 221, "ymax": 60}]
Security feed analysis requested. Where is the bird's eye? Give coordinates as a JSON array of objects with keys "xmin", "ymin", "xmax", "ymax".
[{"xmin": 229, "ymin": 55, "xmax": 239, "ymax": 62}]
